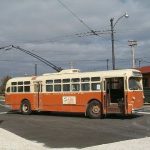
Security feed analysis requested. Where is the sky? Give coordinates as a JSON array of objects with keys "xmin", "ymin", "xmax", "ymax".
[{"xmin": 0, "ymin": 0, "xmax": 150, "ymax": 77}]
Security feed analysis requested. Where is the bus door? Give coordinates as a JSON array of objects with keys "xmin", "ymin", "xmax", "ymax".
[
  {"xmin": 34, "ymin": 81, "xmax": 43, "ymax": 111},
  {"xmin": 105, "ymin": 77, "xmax": 125, "ymax": 114}
]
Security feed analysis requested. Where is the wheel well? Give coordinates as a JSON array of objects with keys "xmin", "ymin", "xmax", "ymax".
[
  {"xmin": 21, "ymin": 99, "xmax": 29, "ymax": 104},
  {"xmin": 87, "ymin": 99, "xmax": 101, "ymax": 105}
]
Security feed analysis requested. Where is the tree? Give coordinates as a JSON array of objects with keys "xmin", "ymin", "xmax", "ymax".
[{"xmin": 0, "ymin": 76, "xmax": 11, "ymax": 95}]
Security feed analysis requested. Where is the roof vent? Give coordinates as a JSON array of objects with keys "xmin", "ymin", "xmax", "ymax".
[{"xmin": 59, "ymin": 69, "xmax": 80, "ymax": 74}]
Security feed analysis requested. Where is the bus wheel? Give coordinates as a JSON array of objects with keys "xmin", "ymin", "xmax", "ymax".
[
  {"xmin": 21, "ymin": 100, "xmax": 32, "ymax": 115},
  {"xmin": 87, "ymin": 101, "xmax": 102, "ymax": 119}
]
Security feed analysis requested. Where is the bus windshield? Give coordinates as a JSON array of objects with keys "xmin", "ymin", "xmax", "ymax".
[{"xmin": 129, "ymin": 77, "xmax": 142, "ymax": 90}]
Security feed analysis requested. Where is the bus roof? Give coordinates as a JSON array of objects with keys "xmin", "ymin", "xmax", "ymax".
[
  {"xmin": 7, "ymin": 68, "xmax": 142, "ymax": 84},
  {"xmin": 41, "ymin": 68, "xmax": 141, "ymax": 78}
]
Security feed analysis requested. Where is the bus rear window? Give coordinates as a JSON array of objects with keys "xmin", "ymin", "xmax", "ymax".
[
  {"xmin": 7, "ymin": 87, "xmax": 10, "ymax": 93},
  {"xmin": 11, "ymin": 82, "xmax": 17, "ymax": 85}
]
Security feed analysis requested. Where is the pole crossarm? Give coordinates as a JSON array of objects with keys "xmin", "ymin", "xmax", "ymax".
[
  {"xmin": 75, "ymin": 30, "xmax": 111, "ymax": 37},
  {"xmin": 0, "ymin": 45, "xmax": 63, "ymax": 72}
]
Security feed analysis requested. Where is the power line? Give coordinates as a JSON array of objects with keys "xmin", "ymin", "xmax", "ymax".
[
  {"xmin": 56, "ymin": 0, "xmax": 112, "ymax": 46},
  {"xmin": 57, "ymin": 0, "xmax": 101, "ymax": 37},
  {"xmin": 57, "ymin": 0, "xmax": 93, "ymax": 32},
  {"xmin": 141, "ymin": 60, "xmax": 150, "ymax": 63}
]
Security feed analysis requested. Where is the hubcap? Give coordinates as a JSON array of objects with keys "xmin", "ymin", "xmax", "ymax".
[
  {"xmin": 22, "ymin": 104, "xmax": 29, "ymax": 112},
  {"xmin": 92, "ymin": 105, "xmax": 100, "ymax": 114}
]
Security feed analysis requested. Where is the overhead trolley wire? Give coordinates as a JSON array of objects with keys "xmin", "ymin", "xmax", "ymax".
[{"xmin": 57, "ymin": 0, "xmax": 103, "ymax": 37}]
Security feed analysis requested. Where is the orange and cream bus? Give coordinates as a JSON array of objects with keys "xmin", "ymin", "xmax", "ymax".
[{"xmin": 5, "ymin": 68, "xmax": 144, "ymax": 118}]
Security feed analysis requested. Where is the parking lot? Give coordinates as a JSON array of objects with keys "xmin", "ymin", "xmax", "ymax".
[{"xmin": 0, "ymin": 100, "xmax": 150, "ymax": 149}]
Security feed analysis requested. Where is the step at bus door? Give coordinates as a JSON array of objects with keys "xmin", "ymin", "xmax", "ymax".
[
  {"xmin": 34, "ymin": 81, "xmax": 43, "ymax": 111},
  {"xmin": 105, "ymin": 77, "xmax": 125, "ymax": 114}
]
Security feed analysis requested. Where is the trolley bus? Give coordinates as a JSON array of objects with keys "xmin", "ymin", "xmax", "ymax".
[{"xmin": 5, "ymin": 68, "xmax": 144, "ymax": 118}]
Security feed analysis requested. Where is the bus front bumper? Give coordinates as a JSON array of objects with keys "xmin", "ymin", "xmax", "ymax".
[{"xmin": 132, "ymin": 107, "xmax": 144, "ymax": 113}]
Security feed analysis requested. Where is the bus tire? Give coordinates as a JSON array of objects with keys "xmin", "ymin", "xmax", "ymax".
[
  {"xmin": 87, "ymin": 100, "xmax": 102, "ymax": 119},
  {"xmin": 21, "ymin": 100, "xmax": 32, "ymax": 115}
]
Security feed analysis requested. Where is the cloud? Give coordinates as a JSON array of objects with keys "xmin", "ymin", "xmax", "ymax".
[{"xmin": 0, "ymin": 0, "xmax": 150, "ymax": 77}]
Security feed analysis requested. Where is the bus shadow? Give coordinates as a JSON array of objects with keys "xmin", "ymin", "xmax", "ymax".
[
  {"xmin": 7, "ymin": 110, "xmax": 85, "ymax": 118},
  {"xmin": 6, "ymin": 110, "xmax": 143, "ymax": 119},
  {"xmin": 104, "ymin": 114, "xmax": 143, "ymax": 120},
  {"xmin": 32, "ymin": 111, "xmax": 86, "ymax": 118},
  {"xmin": 0, "ymin": 120, "xmax": 4, "ymax": 124}
]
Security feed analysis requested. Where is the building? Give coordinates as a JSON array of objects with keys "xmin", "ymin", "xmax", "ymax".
[{"xmin": 139, "ymin": 66, "xmax": 150, "ymax": 103}]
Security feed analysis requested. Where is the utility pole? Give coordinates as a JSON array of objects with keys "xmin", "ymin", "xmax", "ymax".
[
  {"xmin": 35, "ymin": 64, "xmax": 37, "ymax": 76},
  {"xmin": 139, "ymin": 60, "xmax": 141, "ymax": 68},
  {"xmin": 110, "ymin": 18, "xmax": 115, "ymax": 70},
  {"xmin": 106, "ymin": 59, "xmax": 109, "ymax": 70},
  {"xmin": 69, "ymin": 62, "xmax": 73, "ymax": 69},
  {"xmin": 128, "ymin": 40, "xmax": 137, "ymax": 68},
  {"xmin": 110, "ymin": 12, "xmax": 129, "ymax": 70}
]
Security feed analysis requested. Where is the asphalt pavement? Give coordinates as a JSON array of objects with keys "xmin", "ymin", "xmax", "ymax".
[{"xmin": 0, "ymin": 100, "xmax": 150, "ymax": 149}]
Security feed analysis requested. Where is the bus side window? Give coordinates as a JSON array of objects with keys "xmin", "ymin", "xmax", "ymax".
[
  {"xmin": 24, "ymin": 81, "xmax": 30, "ymax": 85},
  {"xmin": 91, "ymin": 77, "xmax": 100, "ymax": 81},
  {"xmin": 46, "ymin": 85, "xmax": 53, "ymax": 92},
  {"xmin": 72, "ymin": 84, "xmax": 80, "ymax": 91},
  {"xmin": 63, "ymin": 84, "xmax": 70, "ymax": 91},
  {"xmin": 11, "ymin": 86, "xmax": 17, "ymax": 92},
  {"xmin": 24, "ymin": 81, "xmax": 30, "ymax": 92},
  {"xmin": 54, "ymin": 85, "xmax": 61, "ymax": 92},
  {"xmin": 25, "ymin": 86, "xmax": 30, "ymax": 92},
  {"xmin": 54, "ymin": 79, "xmax": 61, "ymax": 83},
  {"xmin": 81, "ymin": 77, "xmax": 90, "ymax": 82},
  {"xmin": 91, "ymin": 83, "xmax": 101, "ymax": 91},
  {"xmin": 72, "ymin": 78, "xmax": 80, "ymax": 82},
  {"xmin": 18, "ymin": 86, "xmax": 23, "ymax": 92},
  {"xmin": 63, "ymin": 79, "xmax": 70, "ymax": 83},
  {"xmin": 81, "ymin": 83, "xmax": 90, "ymax": 91}
]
